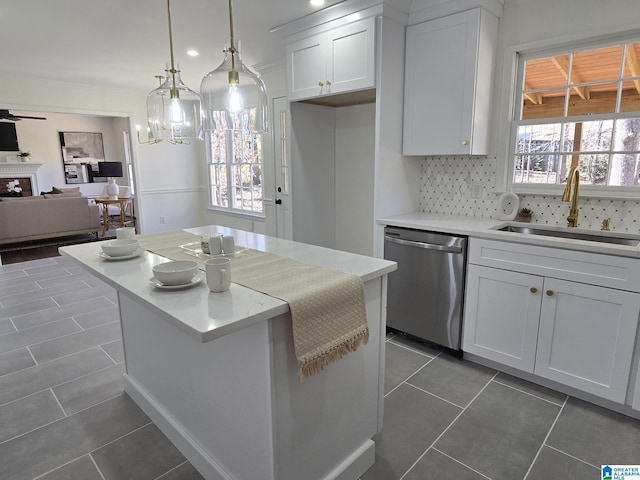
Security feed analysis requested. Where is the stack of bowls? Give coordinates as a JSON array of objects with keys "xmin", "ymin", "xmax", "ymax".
[
  {"xmin": 152, "ymin": 261, "xmax": 199, "ymax": 286},
  {"xmin": 101, "ymin": 239, "xmax": 139, "ymax": 257}
]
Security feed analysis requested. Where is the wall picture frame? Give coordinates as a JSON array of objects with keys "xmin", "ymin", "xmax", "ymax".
[{"xmin": 59, "ymin": 131, "xmax": 106, "ymax": 184}]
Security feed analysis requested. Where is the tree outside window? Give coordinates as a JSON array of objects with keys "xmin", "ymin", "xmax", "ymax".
[{"xmin": 207, "ymin": 111, "xmax": 264, "ymax": 215}]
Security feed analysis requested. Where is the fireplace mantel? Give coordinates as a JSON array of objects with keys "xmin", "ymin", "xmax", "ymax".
[{"xmin": 0, "ymin": 162, "xmax": 44, "ymax": 196}]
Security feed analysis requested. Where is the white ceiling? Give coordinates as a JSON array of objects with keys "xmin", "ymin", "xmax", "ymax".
[{"xmin": 0, "ymin": 0, "xmax": 347, "ymax": 95}]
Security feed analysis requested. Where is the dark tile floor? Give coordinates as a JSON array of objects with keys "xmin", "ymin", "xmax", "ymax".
[{"xmin": 0, "ymin": 256, "xmax": 639, "ymax": 479}]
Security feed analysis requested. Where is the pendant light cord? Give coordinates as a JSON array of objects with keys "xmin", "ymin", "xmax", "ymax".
[
  {"xmin": 166, "ymin": 0, "xmax": 178, "ymax": 97},
  {"xmin": 227, "ymin": 0, "xmax": 237, "ymax": 72}
]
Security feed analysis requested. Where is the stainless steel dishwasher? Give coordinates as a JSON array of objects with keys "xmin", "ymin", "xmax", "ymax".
[{"xmin": 384, "ymin": 226, "xmax": 467, "ymax": 350}]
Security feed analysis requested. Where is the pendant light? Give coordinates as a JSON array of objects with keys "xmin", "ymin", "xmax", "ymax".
[
  {"xmin": 200, "ymin": 0, "xmax": 268, "ymax": 134},
  {"xmin": 144, "ymin": 0, "xmax": 201, "ymax": 144}
]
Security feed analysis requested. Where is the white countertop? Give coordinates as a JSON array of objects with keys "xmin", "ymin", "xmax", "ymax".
[
  {"xmin": 378, "ymin": 212, "xmax": 640, "ymax": 258},
  {"xmin": 59, "ymin": 226, "xmax": 396, "ymax": 343}
]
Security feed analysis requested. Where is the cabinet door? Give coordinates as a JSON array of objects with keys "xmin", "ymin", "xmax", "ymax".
[
  {"xmin": 326, "ymin": 17, "xmax": 376, "ymax": 96},
  {"xmin": 463, "ymin": 265, "xmax": 543, "ymax": 372},
  {"xmin": 287, "ymin": 35, "xmax": 327, "ymax": 101},
  {"xmin": 535, "ymin": 278, "xmax": 640, "ymax": 403}
]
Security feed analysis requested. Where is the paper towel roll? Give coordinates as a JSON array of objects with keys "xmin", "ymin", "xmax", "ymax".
[{"xmin": 496, "ymin": 191, "xmax": 520, "ymax": 220}]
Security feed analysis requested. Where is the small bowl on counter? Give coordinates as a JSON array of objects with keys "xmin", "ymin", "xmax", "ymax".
[
  {"xmin": 152, "ymin": 260, "xmax": 199, "ymax": 286},
  {"xmin": 101, "ymin": 239, "xmax": 139, "ymax": 257}
]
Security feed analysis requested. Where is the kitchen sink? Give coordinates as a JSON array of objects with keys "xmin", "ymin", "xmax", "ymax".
[{"xmin": 494, "ymin": 224, "xmax": 640, "ymax": 246}]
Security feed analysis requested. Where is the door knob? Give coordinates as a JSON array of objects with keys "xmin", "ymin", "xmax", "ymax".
[
  {"xmin": 276, "ymin": 199, "xmax": 282, "ymax": 205},
  {"xmin": 277, "ymin": 187, "xmax": 282, "ymax": 193}
]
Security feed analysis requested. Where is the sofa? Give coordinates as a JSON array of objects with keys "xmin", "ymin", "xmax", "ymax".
[{"xmin": 0, "ymin": 195, "xmax": 100, "ymax": 245}]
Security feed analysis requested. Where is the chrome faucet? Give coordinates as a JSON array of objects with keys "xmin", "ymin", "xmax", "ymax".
[{"xmin": 562, "ymin": 167, "xmax": 580, "ymax": 227}]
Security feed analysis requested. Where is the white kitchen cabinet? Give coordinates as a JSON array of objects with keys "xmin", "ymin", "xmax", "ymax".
[
  {"xmin": 463, "ymin": 264, "xmax": 542, "ymax": 372},
  {"xmin": 402, "ymin": 8, "xmax": 498, "ymax": 155},
  {"xmin": 287, "ymin": 17, "xmax": 376, "ymax": 101},
  {"xmin": 463, "ymin": 238, "xmax": 640, "ymax": 404},
  {"xmin": 535, "ymin": 277, "xmax": 640, "ymax": 403}
]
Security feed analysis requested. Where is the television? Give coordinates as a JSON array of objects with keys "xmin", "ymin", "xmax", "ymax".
[{"xmin": 0, "ymin": 122, "xmax": 19, "ymax": 151}]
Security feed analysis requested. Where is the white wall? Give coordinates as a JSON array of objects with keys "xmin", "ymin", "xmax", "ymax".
[
  {"xmin": 335, "ymin": 103, "xmax": 376, "ymax": 256},
  {"xmin": 290, "ymin": 102, "xmax": 337, "ymax": 248},
  {"xmin": 5, "ymin": 111, "xmax": 128, "ymax": 197}
]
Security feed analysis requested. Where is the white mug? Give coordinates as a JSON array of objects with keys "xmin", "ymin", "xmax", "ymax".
[
  {"xmin": 205, "ymin": 257, "xmax": 231, "ymax": 292},
  {"xmin": 222, "ymin": 235, "xmax": 235, "ymax": 255},
  {"xmin": 209, "ymin": 234, "xmax": 223, "ymax": 255},
  {"xmin": 116, "ymin": 227, "xmax": 136, "ymax": 240}
]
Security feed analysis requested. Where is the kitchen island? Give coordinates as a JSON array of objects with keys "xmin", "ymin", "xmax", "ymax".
[{"xmin": 59, "ymin": 226, "xmax": 396, "ymax": 480}]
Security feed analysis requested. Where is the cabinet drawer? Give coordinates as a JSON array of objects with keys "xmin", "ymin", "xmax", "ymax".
[{"xmin": 469, "ymin": 238, "xmax": 640, "ymax": 293}]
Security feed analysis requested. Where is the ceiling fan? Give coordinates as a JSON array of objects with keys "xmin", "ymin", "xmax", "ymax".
[{"xmin": 0, "ymin": 110, "xmax": 46, "ymax": 121}]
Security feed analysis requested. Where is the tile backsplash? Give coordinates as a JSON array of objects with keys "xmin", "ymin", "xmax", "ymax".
[{"xmin": 420, "ymin": 155, "xmax": 640, "ymax": 233}]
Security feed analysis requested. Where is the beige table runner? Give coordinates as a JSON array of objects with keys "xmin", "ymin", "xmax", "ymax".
[{"xmin": 139, "ymin": 231, "xmax": 369, "ymax": 380}]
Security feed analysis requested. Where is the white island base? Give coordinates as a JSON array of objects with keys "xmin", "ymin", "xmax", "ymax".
[{"xmin": 119, "ymin": 278, "xmax": 386, "ymax": 480}]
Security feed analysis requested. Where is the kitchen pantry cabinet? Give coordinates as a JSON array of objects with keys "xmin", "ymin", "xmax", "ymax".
[
  {"xmin": 286, "ymin": 17, "xmax": 376, "ymax": 102},
  {"xmin": 402, "ymin": 8, "xmax": 498, "ymax": 155},
  {"xmin": 463, "ymin": 239, "xmax": 640, "ymax": 404}
]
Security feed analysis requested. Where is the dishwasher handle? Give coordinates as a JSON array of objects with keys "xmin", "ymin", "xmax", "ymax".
[{"xmin": 385, "ymin": 235, "xmax": 464, "ymax": 254}]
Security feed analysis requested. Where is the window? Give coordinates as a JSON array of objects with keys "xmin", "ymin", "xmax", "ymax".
[
  {"xmin": 512, "ymin": 40, "xmax": 640, "ymax": 188},
  {"xmin": 207, "ymin": 112, "xmax": 264, "ymax": 215}
]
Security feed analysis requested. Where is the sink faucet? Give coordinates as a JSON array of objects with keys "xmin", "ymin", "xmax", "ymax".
[{"xmin": 562, "ymin": 166, "xmax": 580, "ymax": 227}]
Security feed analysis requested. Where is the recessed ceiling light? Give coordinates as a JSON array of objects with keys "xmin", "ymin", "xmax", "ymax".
[
  {"xmin": 309, "ymin": 0, "xmax": 325, "ymax": 7},
  {"xmin": 186, "ymin": 49, "xmax": 199, "ymax": 57}
]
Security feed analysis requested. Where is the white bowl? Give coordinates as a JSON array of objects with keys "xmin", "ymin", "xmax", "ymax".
[
  {"xmin": 101, "ymin": 239, "xmax": 139, "ymax": 257},
  {"xmin": 152, "ymin": 260, "xmax": 199, "ymax": 286}
]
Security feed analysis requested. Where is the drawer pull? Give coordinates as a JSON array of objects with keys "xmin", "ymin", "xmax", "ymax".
[
  {"xmin": 530, "ymin": 287, "xmax": 538, "ymax": 294},
  {"xmin": 318, "ymin": 81, "xmax": 324, "ymax": 87},
  {"xmin": 546, "ymin": 290, "xmax": 554, "ymax": 296}
]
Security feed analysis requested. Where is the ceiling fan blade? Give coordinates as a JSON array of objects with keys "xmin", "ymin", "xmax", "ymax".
[
  {"xmin": 0, "ymin": 110, "xmax": 46, "ymax": 120},
  {"xmin": 15, "ymin": 115, "xmax": 47, "ymax": 120}
]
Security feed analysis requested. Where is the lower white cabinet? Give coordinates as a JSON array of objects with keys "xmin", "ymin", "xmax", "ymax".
[
  {"xmin": 463, "ymin": 265, "xmax": 541, "ymax": 372},
  {"xmin": 535, "ymin": 277, "xmax": 640, "ymax": 403},
  {"xmin": 463, "ymin": 240, "xmax": 640, "ymax": 404}
]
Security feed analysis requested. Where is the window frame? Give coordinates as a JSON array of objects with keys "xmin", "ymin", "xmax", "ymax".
[
  {"xmin": 205, "ymin": 129, "xmax": 266, "ymax": 219},
  {"xmin": 505, "ymin": 32, "xmax": 640, "ymax": 199}
]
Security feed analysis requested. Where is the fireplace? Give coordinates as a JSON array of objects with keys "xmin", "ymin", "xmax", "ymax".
[{"xmin": 0, "ymin": 162, "xmax": 43, "ymax": 196}]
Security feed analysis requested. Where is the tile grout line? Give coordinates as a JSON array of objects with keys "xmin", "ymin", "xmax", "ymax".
[
  {"xmin": 0, "ymin": 391, "xmax": 129, "ymax": 446},
  {"xmin": 492, "ymin": 378, "xmax": 567, "ymax": 407},
  {"xmin": 0, "ymin": 358, "xmax": 121, "ymax": 408},
  {"xmin": 398, "ymin": 371, "xmax": 500, "ymax": 480},
  {"xmin": 543, "ymin": 444, "xmax": 600, "ymax": 470},
  {"xmin": 49, "ymin": 386, "xmax": 68, "ymax": 417},
  {"xmin": 89, "ymin": 453, "xmax": 108, "ymax": 480},
  {"xmin": 154, "ymin": 459, "xmax": 191, "ymax": 479},
  {"xmin": 383, "ymin": 352, "xmax": 440, "ymax": 398},
  {"xmin": 521, "ymin": 396, "xmax": 568, "ymax": 480},
  {"xmin": 404, "ymin": 381, "xmax": 466, "ymax": 410},
  {"xmin": 99, "ymin": 344, "xmax": 120, "ymax": 365},
  {"xmin": 432, "ymin": 447, "xmax": 493, "ymax": 480},
  {"xmin": 387, "ymin": 338, "xmax": 442, "ymax": 359}
]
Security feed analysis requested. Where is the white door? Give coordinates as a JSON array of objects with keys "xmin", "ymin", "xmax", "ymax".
[
  {"xmin": 273, "ymin": 97, "xmax": 293, "ymax": 240},
  {"xmin": 462, "ymin": 264, "xmax": 543, "ymax": 372},
  {"xmin": 535, "ymin": 278, "xmax": 640, "ymax": 403}
]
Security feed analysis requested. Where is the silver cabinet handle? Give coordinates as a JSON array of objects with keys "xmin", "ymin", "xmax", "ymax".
[{"xmin": 385, "ymin": 235, "xmax": 463, "ymax": 253}]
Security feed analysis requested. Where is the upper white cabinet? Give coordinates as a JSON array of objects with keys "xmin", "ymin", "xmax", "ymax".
[
  {"xmin": 402, "ymin": 8, "xmax": 498, "ymax": 155},
  {"xmin": 286, "ymin": 17, "xmax": 376, "ymax": 102}
]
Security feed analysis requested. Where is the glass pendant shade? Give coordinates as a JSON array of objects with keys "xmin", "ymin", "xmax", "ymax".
[
  {"xmin": 147, "ymin": 65, "xmax": 201, "ymax": 143},
  {"xmin": 200, "ymin": 48, "xmax": 268, "ymax": 134}
]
